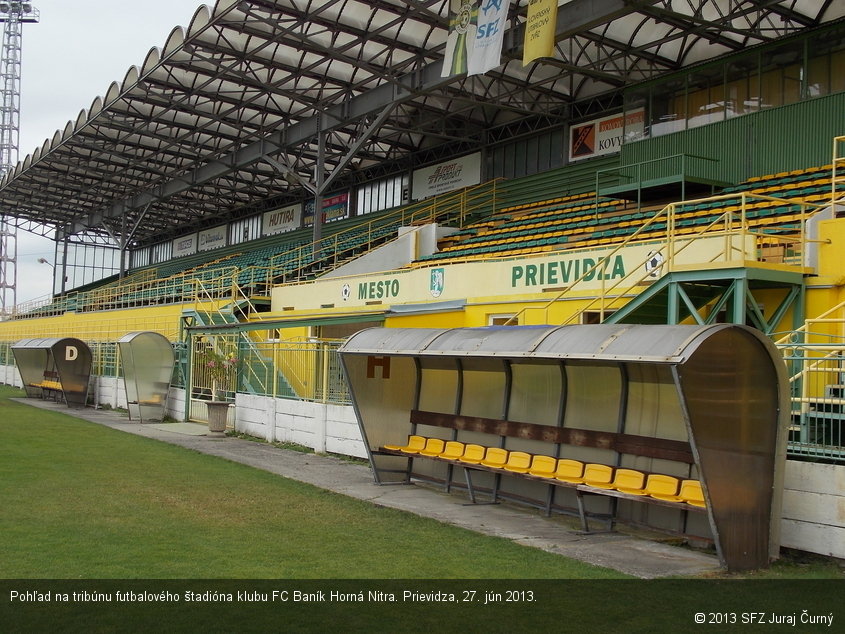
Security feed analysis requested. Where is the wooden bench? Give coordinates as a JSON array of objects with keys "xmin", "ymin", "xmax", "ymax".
[{"xmin": 378, "ymin": 409, "xmax": 706, "ymax": 532}]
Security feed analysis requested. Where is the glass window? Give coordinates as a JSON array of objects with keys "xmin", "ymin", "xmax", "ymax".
[{"xmin": 687, "ymin": 65, "xmax": 726, "ymax": 129}]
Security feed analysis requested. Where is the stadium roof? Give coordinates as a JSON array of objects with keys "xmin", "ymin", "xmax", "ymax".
[{"xmin": 0, "ymin": 0, "xmax": 840, "ymax": 245}]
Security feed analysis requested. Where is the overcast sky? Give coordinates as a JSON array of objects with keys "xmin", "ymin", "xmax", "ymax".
[{"xmin": 14, "ymin": 0, "xmax": 205, "ymax": 304}]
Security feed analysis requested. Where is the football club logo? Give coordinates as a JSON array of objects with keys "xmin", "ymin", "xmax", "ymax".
[
  {"xmin": 341, "ymin": 283, "xmax": 351, "ymax": 301},
  {"xmin": 430, "ymin": 268, "xmax": 445, "ymax": 298}
]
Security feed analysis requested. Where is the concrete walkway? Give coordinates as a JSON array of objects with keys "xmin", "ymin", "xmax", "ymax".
[{"xmin": 16, "ymin": 398, "xmax": 721, "ymax": 579}]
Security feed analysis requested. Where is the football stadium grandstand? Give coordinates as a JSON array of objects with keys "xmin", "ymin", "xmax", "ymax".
[{"xmin": 0, "ymin": 0, "xmax": 843, "ymax": 567}]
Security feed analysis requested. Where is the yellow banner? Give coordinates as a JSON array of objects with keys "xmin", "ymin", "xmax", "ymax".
[{"xmin": 523, "ymin": 0, "xmax": 558, "ymax": 66}]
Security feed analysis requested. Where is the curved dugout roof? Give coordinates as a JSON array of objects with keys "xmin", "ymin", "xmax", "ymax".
[
  {"xmin": 339, "ymin": 322, "xmax": 777, "ymax": 363},
  {"xmin": 0, "ymin": 0, "xmax": 840, "ymax": 244}
]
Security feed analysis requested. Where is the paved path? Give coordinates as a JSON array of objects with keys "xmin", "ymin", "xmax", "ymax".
[{"xmin": 16, "ymin": 398, "xmax": 721, "ymax": 579}]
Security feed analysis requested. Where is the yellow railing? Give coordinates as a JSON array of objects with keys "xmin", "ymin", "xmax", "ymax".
[
  {"xmin": 7, "ymin": 180, "xmax": 502, "ymax": 321},
  {"xmin": 506, "ymin": 190, "xmax": 821, "ymax": 326},
  {"xmin": 264, "ymin": 179, "xmax": 501, "ymax": 284},
  {"xmin": 0, "ymin": 312, "xmax": 181, "ymax": 343},
  {"xmin": 833, "ymin": 136, "xmax": 845, "ymax": 207}
]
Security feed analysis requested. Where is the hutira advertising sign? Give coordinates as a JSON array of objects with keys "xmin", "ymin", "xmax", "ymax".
[
  {"xmin": 569, "ymin": 109, "xmax": 646, "ymax": 161},
  {"xmin": 263, "ymin": 203, "xmax": 302, "ymax": 235},
  {"xmin": 412, "ymin": 153, "xmax": 482, "ymax": 200}
]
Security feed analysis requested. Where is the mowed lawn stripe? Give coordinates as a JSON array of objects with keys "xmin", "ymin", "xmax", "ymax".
[{"xmin": 0, "ymin": 387, "xmax": 626, "ymax": 579}]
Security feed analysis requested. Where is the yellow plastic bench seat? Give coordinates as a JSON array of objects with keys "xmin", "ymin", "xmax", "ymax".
[
  {"xmin": 582, "ymin": 463, "xmax": 614, "ymax": 488},
  {"xmin": 527, "ymin": 455, "xmax": 557, "ymax": 478},
  {"xmin": 645, "ymin": 474, "xmax": 682, "ymax": 501},
  {"xmin": 383, "ymin": 435, "xmax": 426, "ymax": 454},
  {"xmin": 502, "ymin": 451, "xmax": 532, "ymax": 473},
  {"xmin": 611, "ymin": 468, "xmax": 647, "ymax": 495},
  {"xmin": 418, "ymin": 438, "xmax": 447, "ymax": 457},
  {"xmin": 458, "ymin": 444, "xmax": 486, "ymax": 464},
  {"xmin": 553, "ymin": 459, "xmax": 585, "ymax": 483},
  {"xmin": 31, "ymin": 380, "xmax": 62, "ymax": 391},
  {"xmin": 438, "ymin": 441, "xmax": 465, "ymax": 461},
  {"xmin": 480, "ymin": 447, "xmax": 509, "ymax": 469},
  {"xmin": 679, "ymin": 479, "xmax": 705, "ymax": 507}
]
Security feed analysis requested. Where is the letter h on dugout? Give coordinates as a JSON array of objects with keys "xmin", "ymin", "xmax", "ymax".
[
  {"xmin": 12, "ymin": 337, "xmax": 93, "ymax": 408},
  {"xmin": 339, "ymin": 324, "xmax": 789, "ymax": 572}
]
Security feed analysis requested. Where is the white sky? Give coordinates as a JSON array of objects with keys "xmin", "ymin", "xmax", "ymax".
[{"xmin": 15, "ymin": 0, "xmax": 206, "ymax": 304}]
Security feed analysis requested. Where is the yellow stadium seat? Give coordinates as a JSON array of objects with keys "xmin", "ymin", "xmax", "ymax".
[
  {"xmin": 502, "ymin": 451, "xmax": 532, "ymax": 473},
  {"xmin": 480, "ymin": 447, "xmax": 509, "ymax": 469},
  {"xmin": 680, "ymin": 480, "xmax": 706, "ymax": 507},
  {"xmin": 527, "ymin": 455, "xmax": 557, "ymax": 478},
  {"xmin": 438, "ymin": 441, "xmax": 465, "ymax": 461},
  {"xmin": 418, "ymin": 438, "xmax": 446, "ymax": 457},
  {"xmin": 383, "ymin": 435, "xmax": 426, "ymax": 454},
  {"xmin": 458, "ymin": 444, "xmax": 486, "ymax": 464},
  {"xmin": 611, "ymin": 468, "xmax": 647, "ymax": 495},
  {"xmin": 582, "ymin": 463, "xmax": 614, "ymax": 488},
  {"xmin": 645, "ymin": 474, "xmax": 682, "ymax": 501},
  {"xmin": 553, "ymin": 459, "xmax": 585, "ymax": 483}
]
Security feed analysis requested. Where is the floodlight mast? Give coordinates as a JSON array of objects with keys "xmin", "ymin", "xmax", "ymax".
[{"xmin": 0, "ymin": 2, "xmax": 38, "ymax": 319}]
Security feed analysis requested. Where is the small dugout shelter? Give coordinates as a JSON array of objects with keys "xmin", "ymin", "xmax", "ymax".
[
  {"xmin": 339, "ymin": 324, "xmax": 789, "ymax": 571},
  {"xmin": 118, "ymin": 331, "xmax": 175, "ymax": 423},
  {"xmin": 12, "ymin": 337, "xmax": 93, "ymax": 408}
]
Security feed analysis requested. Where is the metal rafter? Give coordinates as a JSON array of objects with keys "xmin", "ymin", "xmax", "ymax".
[{"xmin": 0, "ymin": 0, "xmax": 834, "ymax": 247}]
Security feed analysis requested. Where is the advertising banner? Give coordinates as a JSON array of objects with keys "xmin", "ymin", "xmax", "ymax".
[
  {"xmin": 172, "ymin": 233, "xmax": 197, "ymax": 258},
  {"xmin": 412, "ymin": 152, "xmax": 482, "ymax": 200},
  {"xmin": 263, "ymin": 204, "xmax": 302, "ymax": 236},
  {"xmin": 523, "ymin": 0, "xmax": 557, "ymax": 65},
  {"xmin": 304, "ymin": 193, "xmax": 349, "ymax": 226},
  {"xmin": 442, "ymin": 0, "xmax": 510, "ymax": 78},
  {"xmin": 198, "ymin": 225, "xmax": 227, "ymax": 252},
  {"xmin": 467, "ymin": 0, "xmax": 509, "ymax": 76},
  {"xmin": 569, "ymin": 108, "xmax": 646, "ymax": 161}
]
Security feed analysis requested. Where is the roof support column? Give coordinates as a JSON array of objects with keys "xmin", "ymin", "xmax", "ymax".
[{"xmin": 312, "ymin": 112, "xmax": 325, "ymax": 250}]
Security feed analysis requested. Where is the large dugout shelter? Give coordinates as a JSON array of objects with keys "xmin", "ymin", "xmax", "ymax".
[
  {"xmin": 340, "ymin": 324, "xmax": 790, "ymax": 571},
  {"xmin": 0, "ymin": 0, "xmax": 836, "ymax": 290}
]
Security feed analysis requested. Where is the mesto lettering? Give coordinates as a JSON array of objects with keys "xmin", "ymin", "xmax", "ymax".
[
  {"xmin": 358, "ymin": 278, "xmax": 400, "ymax": 300},
  {"xmin": 511, "ymin": 256, "xmax": 626, "ymax": 287}
]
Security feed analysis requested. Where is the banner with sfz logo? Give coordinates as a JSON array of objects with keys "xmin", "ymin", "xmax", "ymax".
[{"xmin": 442, "ymin": 0, "xmax": 510, "ymax": 78}]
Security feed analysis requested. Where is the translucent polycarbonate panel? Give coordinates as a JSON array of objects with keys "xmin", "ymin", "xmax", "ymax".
[
  {"xmin": 418, "ymin": 358, "xmax": 459, "ymax": 414},
  {"xmin": 11, "ymin": 346, "xmax": 50, "ymax": 398},
  {"xmin": 507, "ymin": 361, "xmax": 562, "ymax": 426},
  {"xmin": 459, "ymin": 357, "xmax": 506, "ymax": 420},
  {"xmin": 340, "ymin": 327, "xmax": 446, "ymax": 356},
  {"xmin": 12, "ymin": 338, "xmax": 92, "ymax": 407},
  {"xmin": 680, "ymin": 327, "xmax": 784, "ymax": 571},
  {"xmin": 426, "ymin": 325, "xmax": 554, "ymax": 355},
  {"xmin": 563, "ymin": 362, "xmax": 622, "ymax": 431},
  {"xmin": 624, "ymin": 363, "xmax": 688, "ymax": 442},
  {"xmin": 341, "ymin": 353, "xmax": 419, "ymax": 481},
  {"xmin": 118, "ymin": 332, "xmax": 175, "ymax": 422}
]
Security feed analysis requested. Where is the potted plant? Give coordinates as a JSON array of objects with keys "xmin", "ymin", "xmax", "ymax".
[{"xmin": 197, "ymin": 347, "xmax": 237, "ymax": 437}]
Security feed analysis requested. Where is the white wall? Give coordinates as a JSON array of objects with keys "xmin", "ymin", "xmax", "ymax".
[
  {"xmin": 323, "ymin": 223, "xmax": 457, "ymax": 279},
  {"xmin": 780, "ymin": 460, "xmax": 845, "ymax": 558},
  {"xmin": 235, "ymin": 393, "xmax": 366, "ymax": 458}
]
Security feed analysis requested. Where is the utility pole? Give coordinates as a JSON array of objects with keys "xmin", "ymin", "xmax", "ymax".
[{"xmin": 0, "ymin": 1, "xmax": 38, "ymax": 318}]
